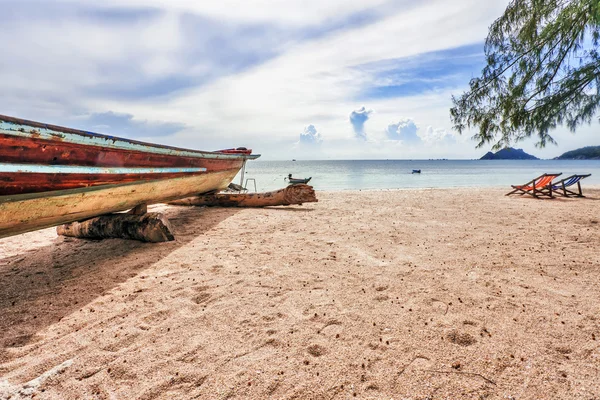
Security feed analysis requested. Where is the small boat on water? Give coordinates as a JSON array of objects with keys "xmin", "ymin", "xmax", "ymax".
[
  {"xmin": 285, "ymin": 173, "xmax": 311, "ymax": 185},
  {"xmin": 0, "ymin": 114, "xmax": 260, "ymax": 238},
  {"xmin": 288, "ymin": 177, "xmax": 311, "ymax": 185},
  {"xmin": 412, "ymin": 169, "xmax": 421, "ymax": 174}
]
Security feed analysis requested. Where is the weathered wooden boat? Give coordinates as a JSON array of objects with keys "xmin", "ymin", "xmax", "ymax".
[
  {"xmin": 285, "ymin": 173, "xmax": 311, "ymax": 185},
  {"xmin": 0, "ymin": 114, "xmax": 259, "ymax": 238},
  {"xmin": 288, "ymin": 177, "xmax": 311, "ymax": 184}
]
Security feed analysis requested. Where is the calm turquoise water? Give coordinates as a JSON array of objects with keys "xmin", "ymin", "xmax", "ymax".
[{"xmin": 234, "ymin": 160, "xmax": 600, "ymax": 192}]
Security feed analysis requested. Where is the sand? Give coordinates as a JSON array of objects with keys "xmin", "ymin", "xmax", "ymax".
[{"xmin": 1, "ymin": 188, "xmax": 599, "ymax": 399}]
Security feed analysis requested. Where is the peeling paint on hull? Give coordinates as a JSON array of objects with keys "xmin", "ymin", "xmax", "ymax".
[
  {"xmin": 0, "ymin": 115, "xmax": 259, "ymax": 160},
  {"xmin": 0, "ymin": 114, "xmax": 260, "ymax": 237},
  {"xmin": 0, "ymin": 115, "xmax": 259, "ymax": 196},
  {"xmin": 0, "ymin": 169, "xmax": 239, "ymax": 238},
  {"xmin": 0, "ymin": 171, "xmax": 206, "ymax": 196},
  {"xmin": 0, "ymin": 133, "xmax": 252, "ymax": 168}
]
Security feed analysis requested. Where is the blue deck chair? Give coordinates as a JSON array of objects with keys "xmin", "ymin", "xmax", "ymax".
[{"xmin": 551, "ymin": 174, "xmax": 591, "ymax": 197}]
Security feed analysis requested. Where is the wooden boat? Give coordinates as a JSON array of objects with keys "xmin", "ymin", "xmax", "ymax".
[
  {"xmin": 0, "ymin": 114, "xmax": 259, "ymax": 238},
  {"xmin": 288, "ymin": 177, "xmax": 311, "ymax": 185}
]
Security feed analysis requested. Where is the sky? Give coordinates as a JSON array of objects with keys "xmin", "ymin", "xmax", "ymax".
[{"xmin": 1, "ymin": 0, "xmax": 598, "ymax": 160}]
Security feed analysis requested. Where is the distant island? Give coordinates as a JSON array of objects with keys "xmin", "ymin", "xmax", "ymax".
[
  {"xmin": 555, "ymin": 146, "xmax": 600, "ymax": 160},
  {"xmin": 480, "ymin": 147, "xmax": 538, "ymax": 160}
]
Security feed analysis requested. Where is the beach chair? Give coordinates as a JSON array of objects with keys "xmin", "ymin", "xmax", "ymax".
[
  {"xmin": 550, "ymin": 174, "xmax": 591, "ymax": 197},
  {"xmin": 506, "ymin": 173, "xmax": 562, "ymax": 198}
]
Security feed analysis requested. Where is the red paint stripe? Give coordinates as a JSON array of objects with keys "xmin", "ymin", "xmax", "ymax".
[
  {"xmin": 217, "ymin": 148, "xmax": 253, "ymax": 155},
  {"xmin": 0, "ymin": 171, "xmax": 213, "ymax": 195},
  {"xmin": 0, "ymin": 114, "xmax": 244, "ymax": 157},
  {"xmin": 0, "ymin": 134, "xmax": 245, "ymax": 170}
]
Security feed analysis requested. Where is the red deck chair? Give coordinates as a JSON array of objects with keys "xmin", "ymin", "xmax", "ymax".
[{"xmin": 506, "ymin": 173, "xmax": 562, "ymax": 198}]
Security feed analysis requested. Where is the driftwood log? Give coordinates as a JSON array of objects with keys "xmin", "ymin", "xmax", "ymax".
[
  {"xmin": 57, "ymin": 212, "xmax": 174, "ymax": 242},
  {"xmin": 169, "ymin": 184, "xmax": 318, "ymax": 207}
]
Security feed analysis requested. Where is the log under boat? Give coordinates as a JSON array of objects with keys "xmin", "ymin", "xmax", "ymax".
[{"xmin": 0, "ymin": 114, "xmax": 259, "ymax": 238}]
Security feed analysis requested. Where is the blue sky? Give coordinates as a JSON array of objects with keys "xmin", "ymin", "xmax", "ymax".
[{"xmin": 1, "ymin": 0, "xmax": 597, "ymax": 159}]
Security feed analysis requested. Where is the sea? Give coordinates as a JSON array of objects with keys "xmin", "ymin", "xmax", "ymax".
[{"xmin": 234, "ymin": 160, "xmax": 600, "ymax": 192}]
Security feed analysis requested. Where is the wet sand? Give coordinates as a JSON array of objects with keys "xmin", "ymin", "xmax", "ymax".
[{"xmin": 1, "ymin": 188, "xmax": 599, "ymax": 399}]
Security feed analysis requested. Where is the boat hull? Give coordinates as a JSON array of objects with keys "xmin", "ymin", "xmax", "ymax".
[
  {"xmin": 0, "ymin": 169, "xmax": 239, "ymax": 238},
  {"xmin": 0, "ymin": 168, "xmax": 209, "ymax": 196},
  {"xmin": 0, "ymin": 133, "xmax": 249, "ymax": 169},
  {"xmin": 0, "ymin": 114, "xmax": 258, "ymax": 195},
  {"xmin": 288, "ymin": 178, "xmax": 311, "ymax": 185},
  {"xmin": 0, "ymin": 114, "xmax": 260, "ymax": 237}
]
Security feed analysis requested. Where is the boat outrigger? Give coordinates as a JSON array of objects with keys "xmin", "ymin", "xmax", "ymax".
[{"xmin": 0, "ymin": 114, "xmax": 260, "ymax": 238}]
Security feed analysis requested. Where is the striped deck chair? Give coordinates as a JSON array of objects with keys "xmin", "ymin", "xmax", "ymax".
[
  {"xmin": 551, "ymin": 174, "xmax": 591, "ymax": 197},
  {"xmin": 506, "ymin": 173, "xmax": 562, "ymax": 198}
]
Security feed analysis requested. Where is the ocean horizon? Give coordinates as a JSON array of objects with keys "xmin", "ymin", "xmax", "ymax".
[{"xmin": 235, "ymin": 159, "xmax": 600, "ymax": 192}]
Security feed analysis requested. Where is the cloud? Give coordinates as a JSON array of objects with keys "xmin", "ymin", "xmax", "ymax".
[
  {"xmin": 356, "ymin": 43, "xmax": 486, "ymax": 100},
  {"xmin": 59, "ymin": 0, "xmax": 392, "ymax": 26},
  {"xmin": 299, "ymin": 124, "xmax": 323, "ymax": 145},
  {"xmin": 385, "ymin": 118, "xmax": 420, "ymax": 142},
  {"xmin": 4, "ymin": 0, "xmax": 562, "ymax": 160},
  {"xmin": 421, "ymin": 125, "xmax": 456, "ymax": 145},
  {"xmin": 349, "ymin": 106, "xmax": 372, "ymax": 139},
  {"xmin": 77, "ymin": 111, "xmax": 185, "ymax": 138}
]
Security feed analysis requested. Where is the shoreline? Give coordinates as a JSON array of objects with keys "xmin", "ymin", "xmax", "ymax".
[
  {"xmin": 1, "ymin": 187, "xmax": 599, "ymax": 399},
  {"xmin": 312, "ymin": 184, "xmax": 600, "ymax": 192}
]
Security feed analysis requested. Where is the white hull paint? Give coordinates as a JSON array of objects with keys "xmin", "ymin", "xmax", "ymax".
[{"xmin": 0, "ymin": 169, "xmax": 238, "ymax": 238}]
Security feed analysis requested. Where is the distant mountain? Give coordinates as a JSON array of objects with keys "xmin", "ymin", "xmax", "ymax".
[
  {"xmin": 555, "ymin": 146, "xmax": 600, "ymax": 160},
  {"xmin": 480, "ymin": 147, "xmax": 539, "ymax": 160}
]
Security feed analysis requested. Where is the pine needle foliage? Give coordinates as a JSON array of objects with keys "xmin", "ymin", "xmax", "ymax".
[{"xmin": 450, "ymin": 0, "xmax": 600, "ymax": 149}]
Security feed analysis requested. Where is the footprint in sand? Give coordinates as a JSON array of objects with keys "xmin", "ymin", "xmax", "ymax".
[
  {"xmin": 189, "ymin": 285, "xmax": 213, "ymax": 305},
  {"xmin": 107, "ymin": 364, "xmax": 138, "ymax": 381},
  {"xmin": 262, "ymin": 312, "xmax": 286, "ymax": 322},
  {"xmin": 3, "ymin": 334, "xmax": 34, "ymax": 348},
  {"xmin": 319, "ymin": 319, "xmax": 343, "ymax": 336},
  {"xmin": 446, "ymin": 330, "xmax": 476, "ymax": 347},
  {"xmin": 101, "ymin": 333, "xmax": 140, "ymax": 352},
  {"xmin": 192, "ymin": 292, "xmax": 211, "ymax": 305},
  {"xmin": 307, "ymin": 344, "xmax": 327, "ymax": 357},
  {"xmin": 210, "ymin": 264, "xmax": 224, "ymax": 273},
  {"xmin": 142, "ymin": 310, "xmax": 172, "ymax": 325}
]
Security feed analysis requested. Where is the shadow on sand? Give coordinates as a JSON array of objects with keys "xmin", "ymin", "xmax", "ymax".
[
  {"xmin": 263, "ymin": 206, "xmax": 316, "ymax": 212},
  {"xmin": 0, "ymin": 205, "xmax": 239, "ymax": 358}
]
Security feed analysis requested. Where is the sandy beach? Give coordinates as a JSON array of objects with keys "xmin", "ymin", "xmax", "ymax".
[{"xmin": 1, "ymin": 188, "xmax": 599, "ymax": 399}]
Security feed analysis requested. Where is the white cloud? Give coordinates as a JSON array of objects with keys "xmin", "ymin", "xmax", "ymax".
[
  {"xmin": 385, "ymin": 118, "xmax": 419, "ymax": 142},
  {"xmin": 299, "ymin": 124, "xmax": 323, "ymax": 145},
  {"xmin": 421, "ymin": 126, "xmax": 456, "ymax": 145},
  {"xmin": 85, "ymin": 0, "xmax": 510, "ymax": 125},
  {"xmin": 14, "ymin": 0, "xmax": 597, "ymax": 161},
  {"xmin": 60, "ymin": 0, "xmax": 391, "ymax": 25},
  {"xmin": 349, "ymin": 107, "xmax": 373, "ymax": 140}
]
